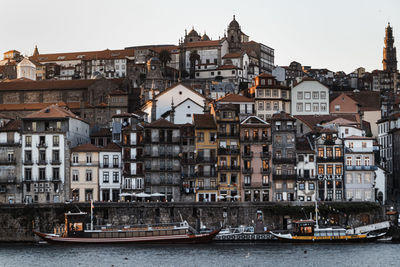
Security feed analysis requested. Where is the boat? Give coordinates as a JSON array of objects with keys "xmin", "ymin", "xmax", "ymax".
[
  {"xmin": 270, "ymin": 200, "xmax": 388, "ymax": 243},
  {"xmin": 33, "ymin": 211, "xmax": 220, "ymax": 244},
  {"xmin": 215, "ymin": 225, "xmax": 275, "ymax": 242}
]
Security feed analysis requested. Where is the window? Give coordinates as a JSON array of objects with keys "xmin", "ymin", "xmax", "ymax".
[
  {"xmin": 72, "ymin": 170, "xmax": 79, "ymax": 182},
  {"xmin": 335, "ymin": 105, "xmax": 340, "ymax": 111},
  {"xmin": 309, "ymin": 155, "xmax": 314, "ymax": 162},
  {"xmin": 220, "ymin": 173, "xmax": 227, "ymax": 183},
  {"xmin": 53, "ymin": 168, "xmax": 60, "ymax": 180},
  {"xmin": 326, "ymin": 147, "xmax": 333, "ymax": 157},
  {"xmin": 272, "ymin": 89, "xmax": 278, "ymax": 97},
  {"xmin": 86, "ymin": 153, "xmax": 92, "ymax": 164},
  {"xmin": 335, "ymin": 165, "xmax": 342, "ymax": 175},
  {"xmin": 362, "ymin": 142, "xmax": 367, "ymax": 148},
  {"xmin": 265, "ymin": 102, "xmax": 271, "ymax": 110},
  {"xmin": 261, "ymin": 79, "xmax": 266, "ymax": 85},
  {"xmin": 327, "ymin": 165, "xmax": 333, "ymax": 175},
  {"xmin": 265, "ymin": 89, "xmax": 271, "ymax": 97},
  {"xmin": 299, "ymin": 183, "xmax": 305, "ymax": 190},
  {"xmin": 346, "ymin": 173, "xmax": 352, "ymax": 184},
  {"xmin": 318, "ymin": 147, "xmax": 324, "ymax": 157},
  {"xmin": 318, "ymin": 164, "xmax": 324, "ymax": 175},
  {"xmin": 103, "ymin": 155, "xmax": 109, "ymax": 168},
  {"xmin": 258, "ymin": 101, "xmax": 264, "ymax": 110},
  {"xmin": 298, "ymin": 155, "xmax": 304, "ymax": 162},
  {"xmin": 304, "ymin": 92, "xmax": 311, "ymax": 99},
  {"xmin": 305, "ymin": 103, "xmax": 311, "ymax": 112},
  {"xmin": 103, "ymin": 172, "xmax": 109, "ymax": 183},
  {"xmin": 320, "ymin": 103, "xmax": 327, "ymax": 112},
  {"xmin": 313, "ymin": 92, "xmax": 319, "ymax": 99},
  {"xmin": 72, "ymin": 154, "xmax": 78, "ymax": 164},
  {"xmin": 85, "ymin": 189, "xmax": 93, "ymax": 201},
  {"xmin": 349, "ymin": 142, "xmax": 354, "ymax": 148},
  {"xmin": 53, "ymin": 136, "xmax": 59, "ymax": 146},
  {"xmin": 39, "ymin": 168, "xmax": 46, "ymax": 180},
  {"xmin": 56, "ymin": 121, "xmax": 61, "ymax": 129},
  {"xmin": 113, "ymin": 156, "xmax": 119, "ymax": 168},
  {"xmin": 309, "ymin": 183, "xmax": 315, "ymax": 190},
  {"xmin": 244, "ymin": 176, "xmax": 251, "ymax": 185},
  {"xmin": 113, "ymin": 172, "xmax": 119, "ymax": 183},
  {"xmin": 25, "ymin": 136, "xmax": 32, "ymax": 147},
  {"xmin": 346, "ymin": 156, "xmax": 352, "ymax": 166},
  {"xmin": 296, "ymin": 103, "xmax": 303, "ymax": 112},
  {"xmin": 335, "ymin": 147, "xmax": 342, "ymax": 157},
  {"xmin": 86, "ymin": 170, "xmax": 92, "ymax": 181},
  {"xmin": 356, "ymin": 157, "xmax": 361, "ymax": 166},
  {"xmin": 197, "ymin": 132, "xmax": 204, "ymax": 142},
  {"xmin": 297, "ymin": 92, "xmax": 303, "ymax": 100},
  {"xmin": 273, "ymin": 102, "xmax": 279, "ymax": 111},
  {"xmin": 313, "ymin": 103, "xmax": 319, "ymax": 112},
  {"xmin": 257, "ymin": 89, "xmax": 264, "ymax": 97},
  {"xmin": 25, "ymin": 168, "xmax": 32, "ymax": 181},
  {"xmin": 320, "ymin": 92, "xmax": 326, "ymax": 99},
  {"xmin": 365, "ymin": 173, "xmax": 371, "ymax": 184},
  {"xmin": 53, "ymin": 150, "xmax": 59, "ymax": 162},
  {"xmin": 364, "ymin": 157, "xmax": 370, "ymax": 166},
  {"xmin": 262, "ymin": 175, "xmax": 269, "ymax": 185},
  {"xmin": 356, "ymin": 173, "xmax": 362, "ymax": 184},
  {"xmin": 281, "ymin": 91, "xmax": 287, "ymax": 98}
]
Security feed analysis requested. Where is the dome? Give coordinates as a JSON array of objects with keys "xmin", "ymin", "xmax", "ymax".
[
  {"xmin": 201, "ymin": 33, "xmax": 210, "ymax": 41},
  {"xmin": 91, "ymin": 71, "xmax": 103, "ymax": 79},
  {"xmin": 228, "ymin": 15, "xmax": 240, "ymax": 29},
  {"xmin": 148, "ymin": 57, "xmax": 161, "ymax": 63},
  {"xmin": 187, "ymin": 28, "xmax": 200, "ymax": 37}
]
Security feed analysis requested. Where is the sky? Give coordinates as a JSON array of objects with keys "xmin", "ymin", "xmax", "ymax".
[{"xmin": 1, "ymin": 0, "xmax": 399, "ymax": 73}]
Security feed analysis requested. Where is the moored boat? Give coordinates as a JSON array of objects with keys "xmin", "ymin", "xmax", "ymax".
[{"xmin": 33, "ymin": 212, "xmax": 219, "ymax": 244}]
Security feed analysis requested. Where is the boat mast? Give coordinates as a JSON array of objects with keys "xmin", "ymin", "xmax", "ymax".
[{"xmin": 315, "ymin": 198, "xmax": 319, "ymax": 230}]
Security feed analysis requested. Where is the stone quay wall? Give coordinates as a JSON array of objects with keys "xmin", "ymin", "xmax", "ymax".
[{"xmin": 0, "ymin": 202, "xmax": 386, "ymax": 242}]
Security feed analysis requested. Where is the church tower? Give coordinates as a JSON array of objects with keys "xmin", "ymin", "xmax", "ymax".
[
  {"xmin": 227, "ymin": 15, "xmax": 242, "ymax": 53},
  {"xmin": 383, "ymin": 23, "xmax": 397, "ymax": 71}
]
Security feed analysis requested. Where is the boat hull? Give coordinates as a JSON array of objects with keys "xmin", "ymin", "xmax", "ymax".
[
  {"xmin": 33, "ymin": 229, "xmax": 220, "ymax": 244},
  {"xmin": 270, "ymin": 232, "xmax": 385, "ymax": 243}
]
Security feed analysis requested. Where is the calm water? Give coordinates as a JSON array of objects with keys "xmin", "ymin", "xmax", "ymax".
[{"xmin": 0, "ymin": 242, "xmax": 399, "ymax": 267}]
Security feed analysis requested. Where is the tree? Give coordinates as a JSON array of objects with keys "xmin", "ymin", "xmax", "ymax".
[
  {"xmin": 159, "ymin": 49, "xmax": 172, "ymax": 70},
  {"xmin": 189, "ymin": 50, "xmax": 200, "ymax": 79}
]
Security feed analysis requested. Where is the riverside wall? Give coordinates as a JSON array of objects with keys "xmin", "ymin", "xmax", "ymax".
[{"xmin": 0, "ymin": 202, "xmax": 386, "ymax": 242}]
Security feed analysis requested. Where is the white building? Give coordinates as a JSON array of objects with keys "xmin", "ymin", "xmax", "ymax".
[
  {"xmin": 99, "ymin": 143, "xmax": 122, "ymax": 201},
  {"xmin": 296, "ymin": 137, "xmax": 316, "ymax": 202},
  {"xmin": 21, "ymin": 104, "xmax": 89, "ymax": 203},
  {"xmin": 375, "ymin": 166, "xmax": 387, "ymax": 204},
  {"xmin": 344, "ymin": 136, "xmax": 377, "ymax": 202},
  {"xmin": 291, "ymin": 78, "xmax": 329, "ymax": 116},
  {"xmin": 17, "ymin": 58, "xmax": 37, "ymax": 80},
  {"xmin": 142, "ymin": 83, "xmax": 206, "ymax": 124}
]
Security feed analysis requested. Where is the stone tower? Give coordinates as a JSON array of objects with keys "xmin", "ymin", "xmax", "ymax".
[
  {"xmin": 383, "ymin": 23, "xmax": 397, "ymax": 71},
  {"xmin": 227, "ymin": 15, "xmax": 242, "ymax": 53}
]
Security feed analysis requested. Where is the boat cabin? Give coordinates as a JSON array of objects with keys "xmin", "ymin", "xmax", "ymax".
[
  {"xmin": 65, "ymin": 212, "xmax": 88, "ymax": 237},
  {"xmin": 292, "ymin": 220, "xmax": 315, "ymax": 236}
]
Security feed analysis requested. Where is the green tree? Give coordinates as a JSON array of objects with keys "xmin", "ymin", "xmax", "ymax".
[{"xmin": 159, "ymin": 49, "xmax": 172, "ymax": 71}]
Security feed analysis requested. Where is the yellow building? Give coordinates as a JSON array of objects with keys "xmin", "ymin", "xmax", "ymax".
[
  {"xmin": 70, "ymin": 144, "xmax": 100, "ymax": 202},
  {"xmin": 193, "ymin": 114, "xmax": 218, "ymax": 202},
  {"xmin": 212, "ymin": 104, "xmax": 241, "ymax": 201}
]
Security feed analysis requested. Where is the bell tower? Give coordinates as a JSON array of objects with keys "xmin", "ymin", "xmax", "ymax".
[
  {"xmin": 227, "ymin": 15, "xmax": 242, "ymax": 53},
  {"xmin": 383, "ymin": 23, "xmax": 397, "ymax": 71}
]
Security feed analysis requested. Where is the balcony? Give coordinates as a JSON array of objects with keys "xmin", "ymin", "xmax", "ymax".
[
  {"xmin": 36, "ymin": 159, "xmax": 49, "ymax": 165},
  {"xmin": 0, "ymin": 141, "xmax": 20, "ymax": 147},
  {"xmin": 242, "ymin": 167, "xmax": 253, "ymax": 174},
  {"xmin": 0, "ymin": 176, "xmax": 17, "ymax": 184},
  {"xmin": 317, "ymin": 156, "xmax": 344, "ymax": 163},
  {"xmin": 196, "ymin": 157, "xmax": 217, "ymax": 164},
  {"xmin": 272, "ymin": 157, "xmax": 296, "ymax": 164},
  {"xmin": 240, "ymin": 136, "xmax": 270, "ymax": 143},
  {"xmin": 242, "ymin": 152, "xmax": 253, "ymax": 158},
  {"xmin": 195, "ymin": 172, "xmax": 217, "ymax": 177},
  {"xmin": 52, "ymin": 176, "xmax": 61, "ymax": 182},
  {"xmin": 198, "ymin": 186, "xmax": 218, "ymax": 190},
  {"xmin": 273, "ymin": 174, "xmax": 297, "ymax": 180},
  {"xmin": 260, "ymin": 168, "xmax": 271, "ymax": 174},
  {"xmin": 36, "ymin": 143, "xmax": 48, "ymax": 149},
  {"xmin": 243, "ymin": 182, "xmax": 269, "ymax": 188},
  {"xmin": 23, "ymin": 160, "xmax": 34, "ymax": 165},
  {"xmin": 0, "ymin": 159, "xmax": 16, "ymax": 165},
  {"xmin": 346, "ymin": 165, "xmax": 378, "ymax": 171},
  {"xmin": 260, "ymin": 152, "xmax": 270, "ymax": 158},
  {"xmin": 218, "ymin": 165, "xmax": 240, "ymax": 171},
  {"xmin": 218, "ymin": 147, "xmax": 240, "ymax": 155},
  {"xmin": 51, "ymin": 159, "xmax": 61, "ymax": 165},
  {"xmin": 217, "ymin": 132, "xmax": 239, "ymax": 138}
]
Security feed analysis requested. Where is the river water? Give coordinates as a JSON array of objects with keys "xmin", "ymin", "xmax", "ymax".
[{"xmin": 0, "ymin": 242, "xmax": 399, "ymax": 267}]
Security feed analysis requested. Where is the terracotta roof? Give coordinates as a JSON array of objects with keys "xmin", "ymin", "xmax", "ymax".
[
  {"xmin": 216, "ymin": 93, "xmax": 253, "ymax": 103},
  {"xmin": 295, "ymin": 114, "xmax": 359, "ymax": 130},
  {"xmin": 324, "ymin": 117, "xmax": 358, "ymax": 126},
  {"xmin": 90, "ymin": 128, "xmax": 112, "ymax": 137},
  {"xmin": 150, "ymin": 45, "xmax": 179, "ymax": 54},
  {"xmin": 30, "ymin": 48, "xmax": 135, "ymax": 62},
  {"xmin": 344, "ymin": 135, "xmax": 374, "ymax": 140},
  {"xmin": 71, "ymin": 143, "xmax": 101, "ymax": 152},
  {"xmin": 0, "ymin": 102, "xmax": 82, "ymax": 111},
  {"xmin": 0, "ymin": 79, "xmax": 97, "ymax": 91},
  {"xmin": 272, "ymin": 112, "xmax": 295, "ymax": 121},
  {"xmin": 296, "ymin": 137, "xmax": 313, "ymax": 153},
  {"xmin": 216, "ymin": 64, "xmax": 240, "ymax": 70},
  {"xmin": 183, "ymin": 40, "xmax": 221, "ymax": 48},
  {"xmin": 193, "ymin": 114, "xmax": 217, "ymax": 129},
  {"xmin": 23, "ymin": 104, "xmax": 85, "ymax": 122},
  {"xmin": 330, "ymin": 91, "xmax": 380, "ymax": 111},
  {"xmin": 319, "ymin": 127, "xmax": 337, "ymax": 133},
  {"xmin": 146, "ymin": 118, "xmax": 179, "ymax": 128},
  {"xmin": 154, "ymin": 83, "xmax": 205, "ymax": 102},
  {"xmin": 101, "ymin": 142, "xmax": 121, "ymax": 152},
  {"xmin": 222, "ymin": 52, "xmax": 243, "ymax": 59},
  {"xmin": 0, "ymin": 119, "xmax": 21, "ymax": 131}
]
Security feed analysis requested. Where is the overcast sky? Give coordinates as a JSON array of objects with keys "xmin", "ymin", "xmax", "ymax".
[{"xmin": 1, "ymin": 0, "xmax": 399, "ymax": 73}]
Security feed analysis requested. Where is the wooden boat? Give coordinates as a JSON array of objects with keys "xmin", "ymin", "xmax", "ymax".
[
  {"xmin": 270, "ymin": 219, "xmax": 386, "ymax": 243},
  {"xmin": 270, "ymin": 200, "xmax": 387, "ymax": 243},
  {"xmin": 33, "ymin": 212, "xmax": 219, "ymax": 244}
]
